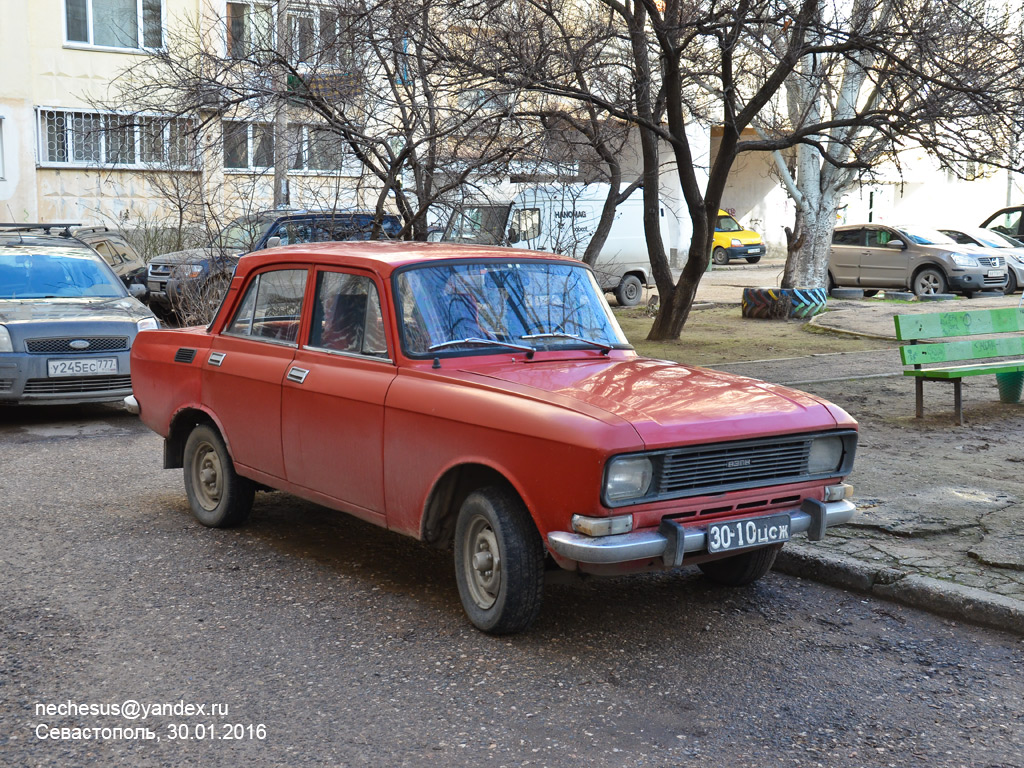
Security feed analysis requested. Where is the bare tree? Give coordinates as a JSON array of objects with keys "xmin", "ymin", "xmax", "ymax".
[{"xmin": 434, "ymin": 0, "xmax": 1024, "ymax": 338}]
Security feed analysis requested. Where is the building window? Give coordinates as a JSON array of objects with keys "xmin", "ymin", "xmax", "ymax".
[
  {"xmin": 65, "ymin": 0, "xmax": 163, "ymax": 50},
  {"xmin": 226, "ymin": 2, "xmax": 273, "ymax": 58},
  {"xmin": 288, "ymin": 124, "xmax": 352, "ymax": 173},
  {"xmin": 38, "ymin": 109, "xmax": 193, "ymax": 168},
  {"xmin": 223, "ymin": 121, "xmax": 275, "ymax": 170}
]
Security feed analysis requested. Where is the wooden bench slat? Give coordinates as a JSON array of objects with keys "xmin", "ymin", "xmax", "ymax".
[
  {"xmin": 899, "ymin": 335, "xmax": 1024, "ymax": 365},
  {"xmin": 894, "ymin": 307, "xmax": 1024, "ymax": 340},
  {"xmin": 903, "ymin": 360, "xmax": 1024, "ymax": 379}
]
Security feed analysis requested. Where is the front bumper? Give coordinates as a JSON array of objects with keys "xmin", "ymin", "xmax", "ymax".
[
  {"xmin": 546, "ymin": 498, "xmax": 856, "ymax": 566},
  {"xmin": 0, "ymin": 350, "xmax": 134, "ymax": 405},
  {"xmin": 724, "ymin": 243, "xmax": 766, "ymax": 259},
  {"xmin": 947, "ymin": 268, "xmax": 1007, "ymax": 293}
]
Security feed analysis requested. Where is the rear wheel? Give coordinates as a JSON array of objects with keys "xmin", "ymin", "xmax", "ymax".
[
  {"xmin": 614, "ymin": 275, "xmax": 643, "ymax": 307},
  {"xmin": 698, "ymin": 544, "xmax": 782, "ymax": 586},
  {"xmin": 454, "ymin": 487, "xmax": 545, "ymax": 634},
  {"xmin": 183, "ymin": 424, "xmax": 255, "ymax": 528},
  {"xmin": 912, "ymin": 267, "xmax": 947, "ymax": 296},
  {"xmin": 712, "ymin": 247, "xmax": 730, "ymax": 265}
]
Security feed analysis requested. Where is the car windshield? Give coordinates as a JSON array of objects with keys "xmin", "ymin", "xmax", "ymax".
[
  {"xmin": 214, "ymin": 216, "xmax": 275, "ymax": 251},
  {"xmin": 980, "ymin": 229, "xmax": 1024, "ymax": 248},
  {"xmin": 717, "ymin": 214, "xmax": 741, "ymax": 232},
  {"xmin": 395, "ymin": 261, "xmax": 629, "ymax": 357},
  {"xmin": 894, "ymin": 226, "xmax": 957, "ymax": 245},
  {"xmin": 442, "ymin": 205, "xmax": 512, "ymax": 245},
  {"xmin": 0, "ymin": 250, "xmax": 126, "ymax": 299}
]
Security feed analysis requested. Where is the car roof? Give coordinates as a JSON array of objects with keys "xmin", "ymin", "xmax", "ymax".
[
  {"xmin": 236, "ymin": 240, "xmax": 578, "ymax": 277},
  {"xmin": 0, "ymin": 234, "xmax": 97, "ymax": 254}
]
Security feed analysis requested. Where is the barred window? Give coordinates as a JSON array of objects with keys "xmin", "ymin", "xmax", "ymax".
[
  {"xmin": 38, "ymin": 109, "xmax": 194, "ymax": 168},
  {"xmin": 64, "ymin": 0, "xmax": 163, "ymax": 50}
]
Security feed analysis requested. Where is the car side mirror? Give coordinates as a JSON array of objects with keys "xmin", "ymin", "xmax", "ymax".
[
  {"xmin": 128, "ymin": 283, "xmax": 147, "ymax": 299},
  {"xmin": 266, "ymin": 236, "xmax": 282, "ymax": 249},
  {"xmin": 887, "ymin": 240, "xmax": 905, "ymax": 249}
]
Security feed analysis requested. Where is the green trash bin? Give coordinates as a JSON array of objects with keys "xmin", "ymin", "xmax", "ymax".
[{"xmin": 995, "ymin": 371, "xmax": 1024, "ymax": 403}]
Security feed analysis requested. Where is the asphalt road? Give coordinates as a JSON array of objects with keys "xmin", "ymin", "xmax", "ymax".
[{"xmin": 1, "ymin": 405, "xmax": 1022, "ymax": 767}]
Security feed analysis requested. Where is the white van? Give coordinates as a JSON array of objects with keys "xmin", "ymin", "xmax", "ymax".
[{"xmin": 442, "ymin": 184, "xmax": 685, "ymax": 306}]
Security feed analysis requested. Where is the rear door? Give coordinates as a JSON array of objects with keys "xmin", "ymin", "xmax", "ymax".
[
  {"xmin": 829, "ymin": 228, "xmax": 866, "ymax": 285},
  {"xmin": 203, "ymin": 267, "xmax": 309, "ymax": 479}
]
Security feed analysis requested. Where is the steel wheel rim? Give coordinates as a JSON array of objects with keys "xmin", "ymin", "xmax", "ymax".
[
  {"xmin": 191, "ymin": 440, "xmax": 222, "ymax": 511},
  {"xmin": 463, "ymin": 514, "xmax": 501, "ymax": 610}
]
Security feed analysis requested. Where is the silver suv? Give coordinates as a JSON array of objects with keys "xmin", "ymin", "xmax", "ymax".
[{"xmin": 829, "ymin": 224, "xmax": 1008, "ymax": 296}]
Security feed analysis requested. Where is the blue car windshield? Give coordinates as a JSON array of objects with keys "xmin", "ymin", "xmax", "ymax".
[
  {"xmin": 0, "ymin": 251, "xmax": 126, "ymax": 299},
  {"xmin": 395, "ymin": 261, "xmax": 629, "ymax": 356},
  {"xmin": 894, "ymin": 226, "xmax": 957, "ymax": 246}
]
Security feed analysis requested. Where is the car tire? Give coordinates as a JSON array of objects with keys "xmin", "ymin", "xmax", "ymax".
[
  {"xmin": 1004, "ymin": 271, "xmax": 1018, "ymax": 295},
  {"xmin": 183, "ymin": 424, "xmax": 255, "ymax": 528},
  {"xmin": 745, "ymin": 255, "xmax": 762, "ymax": 264},
  {"xmin": 712, "ymin": 247, "xmax": 730, "ymax": 265},
  {"xmin": 454, "ymin": 487, "xmax": 545, "ymax": 634},
  {"xmin": 614, "ymin": 275, "xmax": 644, "ymax": 307},
  {"xmin": 912, "ymin": 267, "xmax": 947, "ymax": 296},
  {"xmin": 698, "ymin": 544, "xmax": 782, "ymax": 587}
]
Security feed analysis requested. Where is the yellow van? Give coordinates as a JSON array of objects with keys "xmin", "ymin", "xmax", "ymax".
[{"xmin": 712, "ymin": 210, "xmax": 766, "ymax": 265}]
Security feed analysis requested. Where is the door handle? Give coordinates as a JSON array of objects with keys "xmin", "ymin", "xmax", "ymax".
[
  {"xmin": 287, "ymin": 366, "xmax": 309, "ymax": 384},
  {"xmin": 208, "ymin": 351, "xmax": 226, "ymax": 366}
]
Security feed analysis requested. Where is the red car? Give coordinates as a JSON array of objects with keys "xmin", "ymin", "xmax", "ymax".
[{"xmin": 128, "ymin": 241, "xmax": 857, "ymax": 634}]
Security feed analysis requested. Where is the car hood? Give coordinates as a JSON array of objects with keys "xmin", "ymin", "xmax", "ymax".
[
  {"xmin": 461, "ymin": 357, "xmax": 853, "ymax": 448},
  {"xmin": 150, "ymin": 247, "xmax": 242, "ymax": 266},
  {"xmin": 0, "ymin": 297, "xmax": 155, "ymax": 326},
  {"xmin": 717, "ymin": 229, "xmax": 762, "ymax": 245}
]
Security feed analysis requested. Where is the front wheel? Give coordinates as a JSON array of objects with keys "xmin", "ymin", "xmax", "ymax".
[
  {"xmin": 183, "ymin": 424, "xmax": 255, "ymax": 527},
  {"xmin": 1004, "ymin": 271, "xmax": 1018, "ymax": 295},
  {"xmin": 614, "ymin": 275, "xmax": 644, "ymax": 307},
  {"xmin": 912, "ymin": 267, "xmax": 947, "ymax": 296},
  {"xmin": 454, "ymin": 487, "xmax": 545, "ymax": 634},
  {"xmin": 745, "ymin": 255, "xmax": 761, "ymax": 264},
  {"xmin": 712, "ymin": 247, "xmax": 730, "ymax": 265},
  {"xmin": 698, "ymin": 544, "xmax": 782, "ymax": 586}
]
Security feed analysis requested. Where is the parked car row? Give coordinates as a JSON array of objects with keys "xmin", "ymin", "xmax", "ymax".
[{"xmin": 827, "ymin": 213, "xmax": 1024, "ymax": 296}]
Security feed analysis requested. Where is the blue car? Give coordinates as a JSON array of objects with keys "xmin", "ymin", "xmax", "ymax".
[{"xmin": 146, "ymin": 209, "xmax": 402, "ymax": 324}]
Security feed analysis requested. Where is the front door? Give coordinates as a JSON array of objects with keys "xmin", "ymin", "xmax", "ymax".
[
  {"xmin": 859, "ymin": 227, "xmax": 910, "ymax": 288},
  {"xmin": 281, "ymin": 268, "xmax": 396, "ymax": 523}
]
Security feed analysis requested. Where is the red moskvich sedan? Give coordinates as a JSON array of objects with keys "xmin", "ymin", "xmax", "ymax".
[{"xmin": 127, "ymin": 241, "xmax": 857, "ymax": 633}]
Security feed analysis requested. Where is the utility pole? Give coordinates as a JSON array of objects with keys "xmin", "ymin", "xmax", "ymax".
[{"xmin": 274, "ymin": 0, "xmax": 290, "ymax": 208}]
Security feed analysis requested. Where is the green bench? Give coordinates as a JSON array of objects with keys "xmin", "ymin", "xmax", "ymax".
[{"xmin": 894, "ymin": 307, "xmax": 1024, "ymax": 425}]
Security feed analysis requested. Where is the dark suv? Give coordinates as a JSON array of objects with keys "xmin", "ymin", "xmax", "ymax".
[{"xmin": 147, "ymin": 209, "xmax": 402, "ymax": 323}]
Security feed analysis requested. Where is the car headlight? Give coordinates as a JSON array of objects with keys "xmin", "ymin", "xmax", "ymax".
[
  {"xmin": 604, "ymin": 456, "xmax": 654, "ymax": 503},
  {"xmin": 137, "ymin": 317, "xmax": 160, "ymax": 332},
  {"xmin": 951, "ymin": 253, "xmax": 979, "ymax": 267},
  {"xmin": 731, "ymin": 238, "xmax": 743, "ymax": 247},
  {"xmin": 808, "ymin": 436, "xmax": 845, "ymax": 474},
  {"xmin": 0, "ymin": 325, "xmax": 11, "ymax": 353},
  {"xmin": 174, "ymin": 265, "xmax": 204, "ymax": 279}
]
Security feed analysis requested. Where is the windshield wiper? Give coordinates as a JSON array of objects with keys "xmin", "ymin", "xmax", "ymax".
[
  {"xmin": 428, "ymin": 337, "xmax": 536, "ymax": 358},
  {"xmin": 520, "ymin": 332, "xmax": 613, "ymax": 354}
]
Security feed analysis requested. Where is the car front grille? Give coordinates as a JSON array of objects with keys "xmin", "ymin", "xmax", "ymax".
[
  {"xmin": 659, "ymin": 437, "xmax": 812, "ymax": 496},
  {"xmin": 25, "ymin": 337, "xmax": 130, "ymax": 354},
  {"xmin": 23, "ymin": 375, "xmax": 132, "ymax": 394},
  {"xmin": 0, "ymin": 379, "xmax": 12, "ymax": 392},
  {"xmin": 978, "ymin": 256, "xmax": 1005, "ymax": 268},
  {"xmin": 148, "ymin": 263, "xmax": 173, "ymax": 278}
]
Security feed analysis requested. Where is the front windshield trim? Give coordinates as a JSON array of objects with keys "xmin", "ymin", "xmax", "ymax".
[{"xmin": 392, "ymin": 258, "xmax": 632, "ymax": 360}]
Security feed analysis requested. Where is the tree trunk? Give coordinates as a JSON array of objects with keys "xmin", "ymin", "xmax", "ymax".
[{"xmin": 781, "ymin": 196, "xmax": 839, "ymax": 289}]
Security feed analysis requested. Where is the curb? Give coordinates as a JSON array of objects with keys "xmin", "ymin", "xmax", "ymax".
[{"xmin": 774, "ymin": 545, "xmax": 1024, "ymax": 636}]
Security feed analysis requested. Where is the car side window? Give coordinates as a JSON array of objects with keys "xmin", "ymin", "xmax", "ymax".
[
  {"xmin": 274, "ymin": 221, "xmax": 316, "ymax": 246},
  {"xmin": 867, "ymin": 229, "xmax": 892, "ymax": 247},
  {"xmin": 308, "ymin": 270, "xmax": 388, "ymax": 358},
  {"xmin": 832, "ymin": 229, "xmax": 864, "ymax": 246},
  {"xmin": 224, "ymin": 268, "xmax": 308, "ymax": 345},
  {"xmin": 91, "ymin": 241, "xmax": 120, "ymax": 266}
]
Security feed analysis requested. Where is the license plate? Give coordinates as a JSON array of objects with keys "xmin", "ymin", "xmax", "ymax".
[
  {"xmin": 748, "ymin": 246, "xmax": 763, "ymax": 254},
  {"xmin": 706, "ymin": 513, "xmax": 791, "ymax": 554},
  {"xmin": 147, "ymin": 280, "xmax": 163, "ymax": 292},
  {"xmin": 988, "ymin": 270, "xmax": 1005, "ymax": 278},
  {"xmin": 47, "ymin": 358, "xmax": 118, "ymax": 377}
]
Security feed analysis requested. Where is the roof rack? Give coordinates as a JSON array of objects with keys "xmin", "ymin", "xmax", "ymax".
[{"xmin": 0, "ymin": 223, "xmax": 82, "ymax": 237}]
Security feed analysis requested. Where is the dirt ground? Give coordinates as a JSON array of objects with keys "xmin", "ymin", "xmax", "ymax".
[{"xmin": 613, "ymin": 303, "xmax": 1024, "ymax": 595}]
